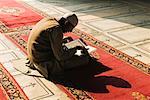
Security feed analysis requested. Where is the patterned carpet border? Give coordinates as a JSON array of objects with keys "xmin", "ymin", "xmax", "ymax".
[
  {"xmin": 0, "ymin": 64, "xmax": 28, "ymax": 100},
  {"xmin": 73, "ymin": 29, "xmax": 150, "ymax": 75}
]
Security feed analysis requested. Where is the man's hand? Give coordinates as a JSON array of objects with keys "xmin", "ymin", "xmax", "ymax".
[
  {"xmin": 75, "ymin": 46, "xmax": 89, "ymax": 55},
  {"xmin": 63, "ymin": 36, "xmax": 73, "ymax": 43},
  {"xmin": 81, "ymin": 47, "xmax": 89, "ymax": 55}
]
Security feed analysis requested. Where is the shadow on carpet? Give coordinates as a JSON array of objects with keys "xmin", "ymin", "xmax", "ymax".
[{"xmin": 52, "ymin": 58, "xmax": 131, "ymax": 93}]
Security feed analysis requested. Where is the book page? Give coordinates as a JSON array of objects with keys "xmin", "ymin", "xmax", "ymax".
[
  {"xmin": 65, "ymin": 39, "xmax": 96, "ymax": 54},
  {"xmin": 65, "ymin": 39, "xmax": 86, "ymax": 49}
]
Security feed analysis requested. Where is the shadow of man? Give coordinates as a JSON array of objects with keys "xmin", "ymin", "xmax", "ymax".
[{"xmin": 52, "ymin": 57, "xmax": 131, "ymax": 93}]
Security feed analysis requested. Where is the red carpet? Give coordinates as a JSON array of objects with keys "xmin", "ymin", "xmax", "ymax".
[
  {"xmin": 0, "ymin": 0, "xmax": 43, "ymax": 32},
  {"xmin": 1, "ymin": 0, "xmax": 150, "ymax": 99}
]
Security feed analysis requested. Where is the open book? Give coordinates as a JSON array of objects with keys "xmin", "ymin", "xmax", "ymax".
[{"xmin": 64, "ymin": 39, "xmax": 96, "ymax": 55}]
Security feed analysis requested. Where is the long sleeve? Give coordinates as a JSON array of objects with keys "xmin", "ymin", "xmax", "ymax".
[{"xmin": 47, "ymin": 26, "xmax": 77, "ymax": 61}]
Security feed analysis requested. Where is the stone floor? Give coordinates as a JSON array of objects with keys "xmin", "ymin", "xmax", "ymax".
[
  {"xmin": 25, "ymin": 0, "xmax": 150, "ymax": 65},
  {"xmin": 0, "ymin": 0, "xmax": 150, "ymax": 99}
]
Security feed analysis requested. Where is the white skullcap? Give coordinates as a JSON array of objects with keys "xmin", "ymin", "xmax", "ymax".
[{"xmin": 62, "ymin": 13, "xmax": 78, "ymax": 27}]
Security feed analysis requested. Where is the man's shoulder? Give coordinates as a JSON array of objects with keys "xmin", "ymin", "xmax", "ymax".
[{"xmin": 35, "ymin": 17, "xmax": 59, "ymax": 30}]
